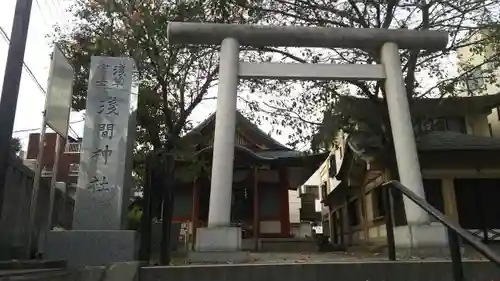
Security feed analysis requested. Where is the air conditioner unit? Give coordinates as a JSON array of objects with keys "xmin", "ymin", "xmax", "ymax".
[
  {"xmin": 69, "ymin": 163, "xmax": 79, "ymax": 175},
  {"xmin": 41, "ymin": 167, "xmax": 53, "ymax": 177}
]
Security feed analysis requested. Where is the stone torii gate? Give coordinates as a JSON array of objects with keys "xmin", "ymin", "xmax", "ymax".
[{"xmin": 167, "ymin": 22, "xmax": 448, "ymax": 253}]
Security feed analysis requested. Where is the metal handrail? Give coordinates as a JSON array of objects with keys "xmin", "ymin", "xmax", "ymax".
[{"xmin": 381, "ymin": 180, "xmax": 500, "ymax": 281}]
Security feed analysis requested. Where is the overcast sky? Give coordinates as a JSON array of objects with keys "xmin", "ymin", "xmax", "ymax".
[{"xmin": 0, "ymin": 0, "xmax": 81, "ymax": 150}]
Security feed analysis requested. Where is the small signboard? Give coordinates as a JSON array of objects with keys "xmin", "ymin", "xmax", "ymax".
[{"xmin": 45, "ymin": 45, "xmax": 74, "ymax": 137}]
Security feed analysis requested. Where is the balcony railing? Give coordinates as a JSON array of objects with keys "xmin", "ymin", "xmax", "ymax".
[{"xmin": 65, "ymin": 142, "xmax": 82, "ymax": 154}]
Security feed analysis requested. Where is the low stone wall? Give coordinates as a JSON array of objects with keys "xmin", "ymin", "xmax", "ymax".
[{"xmin": 0, "ymin": 157, "xmax": 73, "ymax": 259}]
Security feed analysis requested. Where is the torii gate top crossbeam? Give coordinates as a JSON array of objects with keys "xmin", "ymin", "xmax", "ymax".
[{"xmin": 167, "ymin": 22, "xmax": 448, "ymax": 51}]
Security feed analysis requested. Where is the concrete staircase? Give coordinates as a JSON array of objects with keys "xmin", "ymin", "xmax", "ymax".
[
  {"xmin": 3, "ymin": 256, "xmax": 499, "ymax": 280},
  {"xmin": 140, "ymin": 261, "xmax": 500, "ymax": 281}
]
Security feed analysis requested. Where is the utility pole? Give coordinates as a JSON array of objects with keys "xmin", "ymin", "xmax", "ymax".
[{"xmin": 0, "ymin": 0, "xmax": 34, "ymax": 220}]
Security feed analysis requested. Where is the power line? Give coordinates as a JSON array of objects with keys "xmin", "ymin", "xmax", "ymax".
[
  {"xmin": 68, "ymin": 126, "xmax": 79, "ymax": 138},
  {"xmin": 0, "ymin": 25, "xmax": 80, "ymax": 139},
  {"xmin": 50, "ymin": 0, "xmax": 70, "ymax": 24},
  {"xmin": 0, "ymin": 26, "xmax": 47, "ymax": 95},
  {"xmin": 33, "ymin": 0, "xmax": 51, "ymax": 30},
  {"xmin": 35, "ymin": 0, "xmax": 70, "ymax": 33},
  {"xmin": 13, "ymin": 119, "xmax": 84, "ymax": 134},
  {"xmin": 13, "ymin": 127, "xmax": 40, "ymax": 134}
]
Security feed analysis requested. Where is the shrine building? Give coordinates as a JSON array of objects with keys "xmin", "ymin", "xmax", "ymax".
[{"xmin": 170, "ymin": 112, "xmax": 327, "ymax": 243}]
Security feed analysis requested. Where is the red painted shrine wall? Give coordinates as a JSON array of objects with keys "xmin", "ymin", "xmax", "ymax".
[{"xmin": 172, "ymin": 177, "xmax": 291, "ymax": 237}]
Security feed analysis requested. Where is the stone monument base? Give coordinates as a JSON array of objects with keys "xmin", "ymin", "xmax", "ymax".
[
  {"xmin": 45, "ymin": 230, "xmax": 138, "ymax": 268},
  {"xmin": 195, "ymin": 227, "xmax": 242, "ymax": 251},
  {"xmin": 394, "ymin": 223, "xmax": 450, "ymax": 258}
]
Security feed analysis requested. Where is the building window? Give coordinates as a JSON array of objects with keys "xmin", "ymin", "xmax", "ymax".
[
  {"xmin": 489, "ymin": 123, "xmax": 493, "ymax": 137},
  {"xmin": 347, "ymin": 199, "xmax": 359, "ymax": 226},
  {"xmin": 372, "ymin": 187, "xmax": 385, "ymax": 219},
  {"xmin": 303, "ymin": 185, "xmax": 320, "ymax": 199},
  {"xmin": 416, "ymin": 117, "xmax": 466, "ymax": 134},
  {"xmin": 328, "ymin": 155, "xmax": 336, "ymax": 178},
  {"xmin": 466, "ymin": 68, "xmax": 485, "ymax": 92},
  {"xmin": 445, "ymin": 117, "xmax": 467, "ymax": 133},
  {"xmin": 321, "ymin": 183, "xmax": 328, "ymax": 201},
  {"xmin": 420, "ymin": 118, "xmax": 446, "ymax": 132},
  {"xmin": 421, "ymin": 179, "xmax": 445, "ymax": 223}
]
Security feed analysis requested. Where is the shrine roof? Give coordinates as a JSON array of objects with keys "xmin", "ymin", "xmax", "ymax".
[
  {"xmin": 190, "ymin": 145, "xmax": 327, "ymax": 166},
  {"xmin": 335, "ymin": 131, "xmax": 500, "ymax": 181},
  {"xmin": 417, "ymin": 131, "xmax": 500, "ymax": 151},
  {"xmin": 183, "ymin": 111, "xmax": 290, "ymax": 151},
  {"xmin": 334, "ymin": 92, "xmax": 500, "ymax": 121}
]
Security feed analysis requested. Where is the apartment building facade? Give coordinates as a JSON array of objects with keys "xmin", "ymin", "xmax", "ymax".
[
  {"xmin": 457, "ymin": 31, "xmax": 500, "ymax": 136},
  {"xmin": 24, "ymin": 133, "xmax": 82, "ymax": 198},
  {"xmin": 314, "ymin": 94, "xmax": 500, "ymax": 247}
]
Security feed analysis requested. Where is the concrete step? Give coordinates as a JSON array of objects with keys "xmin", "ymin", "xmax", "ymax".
[
  {"xmin": 140, "ymin": 260, "xmax": 500, "ymax": 281},
  {"xmin": 0, "ymin": 269, "xmax": 70, "ymax": 281},
  {"xmin": 0, "ymin": 260, "xmax": 66, "ymax": 271},
  {"xmin": 0, "ymin": 260, "xmax": 69, "ymax": 281},
  {"xmin": 1, "ymin": 261, "xmax": 141, "ymax": 281}
]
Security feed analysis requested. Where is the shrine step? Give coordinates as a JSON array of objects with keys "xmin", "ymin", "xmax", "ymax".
[
  {"xmin": 140, "ymin": 260, "xmax": 500, "ymax": 281},
  {"xmin": 0, "ymin": 269, "xmax": 70, "ymax": 281},
  {"xmin": 0, "ymin": 260, "xmax": 66, "ymax": 270}
]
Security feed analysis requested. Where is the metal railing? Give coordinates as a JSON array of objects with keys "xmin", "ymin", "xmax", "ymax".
[
  {"xmin": 65, "ymin": 142, "xmax": 81, "ymax": 153},
  {"xmin": 381, "ymin": 180, "xmax": 500, "ymax": 281}
]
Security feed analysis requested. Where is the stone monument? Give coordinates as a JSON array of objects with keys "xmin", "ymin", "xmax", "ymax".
[{"xmin": 46, "ymin": 56, "xmax": 138, "ymax": 268}]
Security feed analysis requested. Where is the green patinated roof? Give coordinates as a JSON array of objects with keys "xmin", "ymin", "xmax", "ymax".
[
  {"xmin": 255, "ymin": 150, "xmax": 307, "ymax": 158},
  {"xmin": 335, "ymin": 131, "xmax": 500, "ymax": 181},
  {"xmin": 417, "ymin": 131, "xmax": 500, "ymax": 151},
  {"xmin": 337, "ymin": 92, "xmax": 500, "ymax": 120}
]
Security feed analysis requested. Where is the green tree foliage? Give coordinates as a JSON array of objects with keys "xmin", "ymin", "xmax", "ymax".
[
  {"xmin": 56, "ymin": 0, "xmax": 217, "ymax": 149},
  {"xmin": 53, "ymin": 0, "xmax": 500, "ymax": 159},
  {"xmin": 127, "ymin": 197, "xmax": 143, "ymax": 230},
  {"xmin": 52, "ymin": 0, "xmax": 263, "ymax": 190},
  {"xmin": 230, "ymin": 0, "xmax": 500, "ymax": 150},
  {"xmin": 461, "ymin": 23, "xmax": 500, "ymax": 96}
]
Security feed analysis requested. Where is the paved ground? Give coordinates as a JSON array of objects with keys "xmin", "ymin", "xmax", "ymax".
[
  {"xmin": 163, "ymin": 250, "xmax": 489, "ymax": 266},
  {"xmin": 247, "ymin": 251, "xmax": 489, "ymax": 264},
  {"xmin": 247, "ymin": 252, "xmax": 388, "ymax": 264}
]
